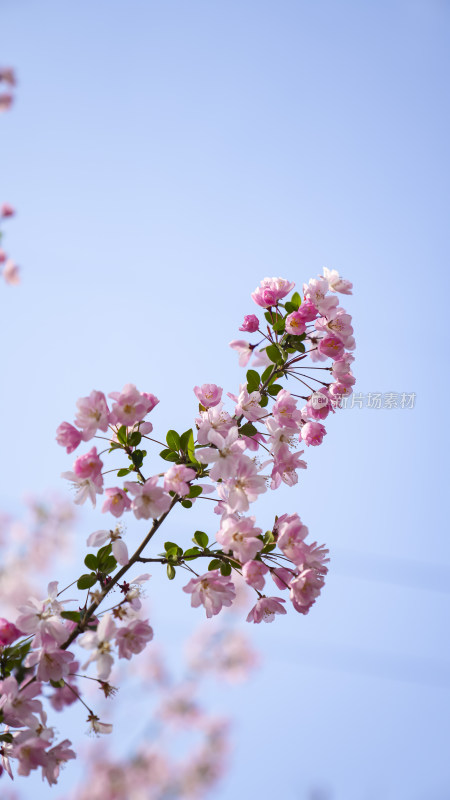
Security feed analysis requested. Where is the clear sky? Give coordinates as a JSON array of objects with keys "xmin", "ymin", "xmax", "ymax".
[{"xmin": 1, "ymin": 1, "xmax": 450, "ymax": 798}]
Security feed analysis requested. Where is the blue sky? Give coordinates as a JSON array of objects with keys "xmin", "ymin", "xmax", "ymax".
[{"xmin": 1, "ymin": 1, "xmax": 449, "ymax": 798}]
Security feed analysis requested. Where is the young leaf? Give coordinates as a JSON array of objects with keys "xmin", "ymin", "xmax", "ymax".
[
  {"xmin": 117, "ymin": 426, "xmax": 128, "ymax": 445},
  {"xmin": 220, "ymin": 561, "xmax": 232, "ymax": 576},
  {"xmin": 266, "ymin": 344, "xmax": 283, "ymax": 364},
  {"xmin": 117, "ymin": 467, "xmax": 133, "ymax": 477},
  {"xmin": 166, "ymin": 430, "xmax": 181, "ymax": 451},
  {"xmin": 239, "ymin": 421, "xmax": 258, "ymax": 437},
  {"xmin": 77, "ymin": 573, "xmax": 97, "ymax": 590},
  {"xmin": 167, "ymin": 564, "xmax": 176, "ymax": 580},
  {"xmin": 291, "ymin": 291, "xmax": 302, "ymax": 309},
  {"xmin": 61, "ymin": 610, "xmax": 82, "ymax": 623},
  {"xmin": 193, "ymin": 531, "xmax": 209, "ymax": 548},
  {"xmin": 183, "ymin": 547, "xmax": 201, "ymax": 559},
  {"xmin": 208, "ymin": 558, "xmax": 223, "ymax": 571},
  {"xmin": 246, "ymin": 369, "xmax": 260, "ymax": 392},
  {"xmin": 267, "ymin": 383, "xmax": 283, "ymax": 396},
  {"xmin": 188, "ymin": 485, "xmax": 203, "ymax": 498},
  {"xmin": 84, "ymin": 554, "xmax": 98, "ymax": 570},
  {"xmin": 128, "ymin": 431, "xmax": 142, "ymax": 447},
  {"xmin": 159, "ymin": 449, "xmax": 179, "ymax": 462},
  {"xmin": 180, "ymin": 428, "xmax": 194, "ymax": 453},
  {"xmin": 181, "ymin": 499, "xmax": 193, "ymax": 508}
]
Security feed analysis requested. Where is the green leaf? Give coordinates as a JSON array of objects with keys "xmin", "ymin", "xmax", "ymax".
[
  {"xmin": 220, "ymin": 561, "xmax": 232, "ymax": 576},
  {"xmin": 208, "ymin": 559, "xmax": 223, "ymax": 571},
  {"xmin": 291, "ymin": 291, "xmax": 302, "ymax": 309},
  {"xmin": 84, "ymin": 554, "xmax": 98, "ymax": 570},
  {"xmin": 0, "ymin": 732, "xmax": 13, "ymax": 743},
  {"xmin": 193, "ymin": 531, "xmax": 209, "ymax": 548},
  {"xmin": 264, "ymin": 311, "xmax": 274, "ymax": 324},
  {"xmin": 77, "ymin": 573, "xmax": 97, "ymax": 590},
  {"xmin": 50, "ymin": 679, "xmax": 66, "ymax": 688},
  {"xmin": 166, "ymin": 564, "xmax": 176, "ymax": 580},
  {"xmin": 109, "ymin": 442, "xmax": 122, "ymax": 451},
  {"xmin": 259, "ymin": 395, "xmax": 269, "ymax": 407},
  {"xmin": 128, "ymin": 431, "xmax": 142, "ymax": 447},
  {"xmin": 164, "ymin": 541, "xmax": 182, "ymax": 555},
  {"xmin": 97, "ymin": 544, "xmax": 112, "ymax": 566},
  {"xmin": 188, "ymin": 485, "xmax": 203, "ymax": 498},
  {"xmin": 117, "ymin": 467, "xmax": 132, "ymax": 477},
  {"xmin": 117, "ymin": 426, "xmax": 128, "ymax": 445},
  {"xmin": 102, "ymin": 555, "xmax": 117, "ymax": 574},
  {"xmin": 180, "ymin": 428, "xmax": 194, "ymax": 452},
  {"xmin": 261, "ymin": 365, "xmax": 274, "ymax": 383},
  {"xmin": 181, "ymin": 499, "xmax": 193, "ymax": 508},
  {"xmin": 262, "ymin": 542, "xmax": 277, "ymax": 553},
  {"xmin": 272, "ymin": 317, "xmax": 285, "ymax": 333},
  {"xmin": 266, "ymin": 344, "xmax": 283, "ymax": 364},
  {"xmin": 166, "ymin": 430, "xmax": 181, "ymax": 451},
  {"xmin": 239, "ymin": 421, "xmax": 257, "ymax": 437},
  {"xmin": 159, "ymin": 449, "xmax": 179, "ymax": 462},
  {"xmin": 131, "ymin": 449, "xmax": 146, "ymax": 467},
  {"xmin": 61, "ymin": 610, "xmax": 82, "ymax": 622},
  {"xmin": 267, "ymin": 383, "xmax": 283, "ymax": 396},
  {"xmin": 183, "ymin": 547, "xmax": 201, "ymax": 559},
  {"xmin": 246, "ymin": 369, "xmax": 260, "ymax": 392},
  {"xmin": 284, "ymin": 301, "xmax": 296, "ymax": 314}
]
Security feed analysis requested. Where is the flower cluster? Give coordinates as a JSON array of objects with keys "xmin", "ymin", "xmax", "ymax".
[{"xmin": 0, "ymin": 270, "xmax": 354, "ymax": 785}]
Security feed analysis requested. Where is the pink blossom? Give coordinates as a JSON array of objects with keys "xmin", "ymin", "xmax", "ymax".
[
  {"xmin": 16, "ymin": 594, "xmax": 68, "ymax": 648},
  {"xmin": 102, "ymin": 487, "xmax": 131, "ymax": 517},
  {"xmin": 329, "ymin": 381, "xmax": 353, "ymax": 404},
  {"xmin": 124, "ymin": 477, "xmax": 171, "ymax": 519},
  {"xmin": 25, "ymin": 645, "xmax": 74, "ymax": 682},
  {"xmin": 196, "ymin": 402, "xmax": 235, "ymax": 445},
  {"xmin": 87, "ymin": 714, "xmax": 113, "ymax": 735},
  {"xmin": 193, "ymin": 384, "xmax": 223, "ymax": 408},
  {"xmin": 323, "ymin": 267, "xmax": 353, "ymax": 294},
  {"xmin": 109, "ymin": 384, "xmax": 156, "ymax": 426},
  {"xmin": 246, "ymin": 596, "xmax": 286, "ymax": 623},
  {"xmin": 315, "ymin": 308, "xmax": 354, "ymax": 346},
  {"xmin": 139, "ymin": 420, "xmax": 154, "ymax": 434},
  {"xmin": 0, "ymin": 676, "xmax": 44, "ymax": 728},
  {"xmin": 142, "ymin": 392, "xmax": 159, "ymax": 412},
  {"xmin": 239, "ymin": 314, "xmax": 259, "ymax": 333},
  {"xmin": 13, "ymin": 734, "xmax": 49, "ymax": 777},
  {"xmin": 56, "ymin": 422, "xmax": 82, "ymax": 454},
  {"xmin": 216, "ymin": 516, "xmax": 263, "ymax": 564},
  {"xmin": 265, "ymin": 418, "xmax": 298, "ymax": 455},
  {"xmin": 40, "ymin": 740, "xmax": 76, "ymax": 786},
  {"xmin": 73, "ymin": 446, "xmax": 103, "ymax": 481},
  {"xmin": 61, "ymin": 471, "xmax": 103, "ymax": 506},
  {"xmin": 271, "ymin": 566, "xmax": 296, "ymax": 590},
  {"xmin": 272, "ymin": 390, "xmax": 303, "ymax": 430},
  {"xmin": 252, "ymin": 348, "xmax": 271, "ymax": 368},
  {"xmin": 164, "ymin": 465, "xmax": 197, "ymax": 497},
  {"xmin": 305, "ymin": 388, "xmax": 333, "ymax": 420},
  {"xmin": 301, "ymin": 421, "xmax": 327, "ymax": 446},
  {"xmin": 251, "ymin": 277, "xmax": 295, "ymax": 308},
  {"xmin": 112, "ymin": 538, "xmax": 129, "ymax": 566},
  {"xmin": 277, "ymin": 514, "xmax": 309, "ymax": 563},
  {"xmin": 0, "ymin": 248, "xmax": 6, "ymax": 263},
  {"xmin": 242, "ymin": 560, "xmax": 268, "ymax": 590},
  {"xmin": 289, "ymin": 568, "xmax": 325, "ymax": 614},
  {"xmin": 303, "ymin": 278, "xmax": 339, "ymax": 316},
  {"xmin": 195, "ymin": 427, "xmax": 246, "ymax": 481},
  {"xmin": 285, "ymin": 311, "xmax": 306, "ymax": 336},
  {"xmin": 235, "ymin": 384, "xmax": 265, "ymax": 421},
  {"xmin": 3, "ymin": 259, "xmax": 20, "ymax": 285},
  {"xmin": 74, "ymin": 390, "xmax": 110, "ymax": 440},
  {"xmin": 115, "ymin": 618, "xmax": 154, "ymax": 659},
  {"xmin": 86, "ymin": 529, "xmax": 110, "ymax": 547},
  {"xmin": 183, "ymin": 571, "xmax": 236, "ymax": 618},
  {"xmin": 270, "ymin": 444, "xmax": 307, "ymax": 489},
  {"xmin": 225, "ymin": 457, "xmax": 267, "ymax": 512},
  {"xmin": 318, "ymin": 335, "xmax": 345, "ymax": 360},
  {"xmin": 296, "ymin": 299, "xmax": 318, "ymax": 322},
  {"xmin": 79, "ymin": 614, "xmax": 116, "ymax": 680},
  {"xmin": 0, "ymin": 618, "xmax": 22, "ymax": 647},
  {"xmin": 229, "ymin": 339, "xmax": 252, "ymax": 367}
]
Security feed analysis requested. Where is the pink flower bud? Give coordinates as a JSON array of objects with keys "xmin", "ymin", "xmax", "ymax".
[
  {"xmin": 239, "ymin": 314, "xmax": 259, "ymax": 333},
  {"xmin": 0, "ymin": 618, "xmax": 22, "ymax": 646}
]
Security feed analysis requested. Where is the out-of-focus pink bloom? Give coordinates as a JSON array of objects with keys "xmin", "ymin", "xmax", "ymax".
[
  {"xmin": 305, "ymin": 388, "xmax": 333, "ymax": 421},
  {"xmin": 323, "ymin": 267, "xmax": 353, "ymax": 294},
  {"xmin": 246, "ymin": 596, "xmax": 286, "ymax": 623},
  {"xmin": 252, "ymin": 348, "xmax": 271, "ymax": 367},
  {"xmin": 285, "ymin": 311, "xmax": 306, "ymax": 336},
  {"xmin": 40, "ymin": 740, "xmax": 76, "ymax": 786},
  {"xmin": 48, "ymin": 662, "xmax": 79, "ymax": 711},
  {"xmin": 193, "ymin": 384, "xmax": 223, "ymax": 408},
  {"xmin": 318, "ymin": 335, "xmax": 345, "ymax": 360},
  {"xmin": 272, "ymin": 390, "xmax": 303, "ymax": 430},
  {"xmin": 115, "ymin": 618, "xmax": 153, "ymax": 659},
  {"xmin": 0, "ymin": 675, "xmax": 44, "ymax": 728},
  {"xmin": 74, "ymin": 390, "xmax": 110, "ymax": 440},
  {"xmin": 73, "ymin": 447, "xmax": 103, "ymax": 481},
  {"xmin": 1, "ymin": 203, "xmax": 15, "ymax": 218},
  {"xmin": 79, "ymin": 614, "xmax": 116, "ymax": 680},
  {"xmin": 124, "ymin": 477, "xmax": 171, "ymax": 519},
  {"xmin": 301, "ymin": 421, "xmax": 327, "ymax": 446},
  {"xmin": 251, "ymin": 277, "xmax": 295, "ymax": 308},
  {"xmin": 270, "ymin": 444, "xmax": 307, "ymax": 489},
  {"xmin": 0, "ymin": 94, "xmax": 13, "ymax": 112},
  {"xmin": 3, "ymin": 259, "xmax": 20, "ymax": 285},
  {"xmin": 0, "ymin": 248, "xmax": 6, "ymax": 263},
  {"xmin": 229, "ymin": 339, "xmax": 252, "ymax": 367},
  {"xmin": 216, "ymin": 516, "xmax": 262, "ymax": 564},
  {"xmin": 109, "ymin": 384, "xmax": 156, "ymax": 426},
  {"xmin": 0, "ymin": 618, "xmax": 22, "ymax": 647},
  {"xmin": 235, "ymin": 384, "xmax": 265, "ymax": 421},
  {"xmin": 196, "ymin": 427, "xmax": 246, "ymax": 481},
  {"xmin": 242, "ymin": 560, "xmax": 268, "ymax": 590},
  {"xmin": 164, "ymin": 464, "xmax": 196, "ymax": 497},
  {"xmin": 56, "ymin": 422, "xmax": 82, "ymax": 454},
  {"xmin": 112, "ymin": 538, "xmax": 129, "ymax": 566},
  {"xmin": 225, "ymin": 457, "xmax": 267, "ymax": 512},
  {"xmin": 239, "ymin": 314, "xmax": 259, "ymax": 332},
  {"xmin": 0, "ymin": 68, "xmax": 16, "ymax": 86},
  {"xmin": 139, "ymin": 420, "xmax": 153, "ymax": 434},
  {"xmin": 86, "ymin": 529, "xmax": 110, "ymax": 547},
  {"xmin": 183, "ymin": 571, "xmax": 236, "ymax": 618}
]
